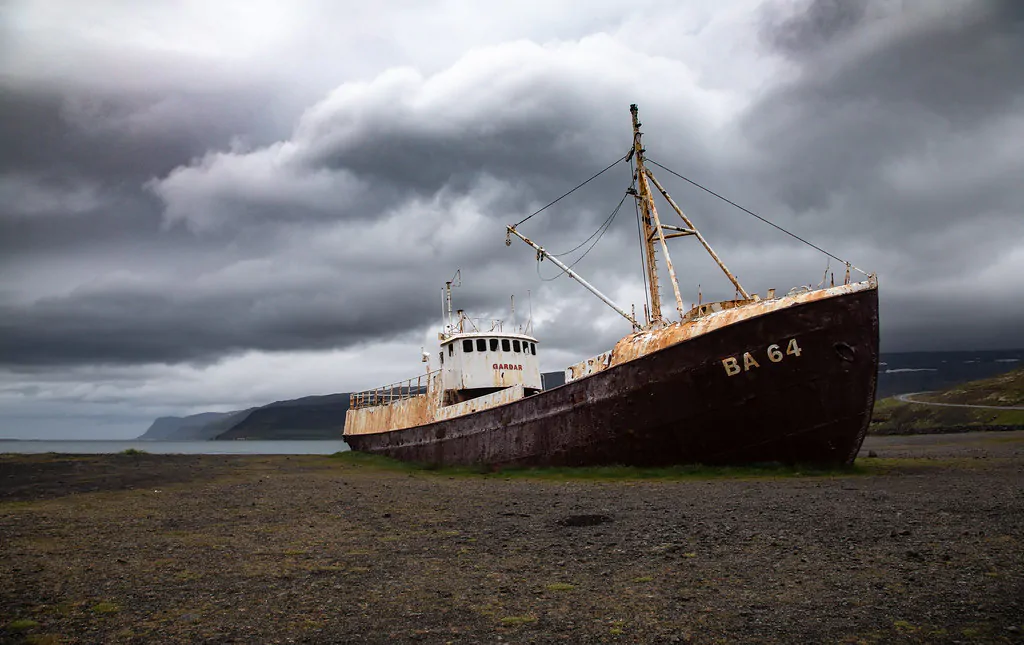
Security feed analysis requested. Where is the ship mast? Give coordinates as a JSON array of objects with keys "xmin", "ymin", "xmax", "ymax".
[
  {"xmin": 631, "ymin": 105, "xmax": 686, "ymax": 325},
  {"xmin": 505, "ymin": 104, "xmax": 751, "ymax": 332},
  {"xmin": 631, "ymin": 104, "xmax": 750, "ymax": 318}
]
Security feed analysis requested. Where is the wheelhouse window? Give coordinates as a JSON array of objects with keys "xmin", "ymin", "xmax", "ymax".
[
  {"xmin": 513, "ymin": 340, "xmax": 521, "ymax": 353},
  {"xmin": 530, "ymin": 342, "xmax": 536, "ymax": 355},
  {"xmin": 476, "ymin": 339, "xmax": 486, "ymax": 352},
  {"xmin": 463, "ymin": 339, "xmax": 473, "ymax": 352},
  {"xmin": 501, "ymin": 339, "xmax": 511, "ymax": 352},
  {"xmin": 490, "ymin": 339, "xmax": 498, "ymax": 351}
]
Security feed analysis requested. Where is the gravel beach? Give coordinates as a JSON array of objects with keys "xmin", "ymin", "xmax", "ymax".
[{"xmin": 2, "ymin": 432, "xmax": 1022, "ymax": 644}]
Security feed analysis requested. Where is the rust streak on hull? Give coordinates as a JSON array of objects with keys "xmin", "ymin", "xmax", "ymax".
[{"xmin": 345, "ymin": 286, "xmax": 880, "ymax": 467}]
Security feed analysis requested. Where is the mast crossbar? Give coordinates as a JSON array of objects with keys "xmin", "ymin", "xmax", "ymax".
[{"xmin": 644, "ymin": 168, "xmax": 751, "ymax": 300}]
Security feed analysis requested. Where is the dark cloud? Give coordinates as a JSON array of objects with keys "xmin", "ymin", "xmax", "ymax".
[
  {"xmin": 749, "ymin": 0, "xmax": 1024, "ymax": 214},
  {"xmin": 761, "ymin": 0, "xmax": 867, "ymax": 58},
  {"xmin": 0, "ymin": 84, "xmax": 286, "ymax": 183},
  {"xmin": 0, "ymin": 0, "xmax": 1021, "ymax": 415},
  {"xmin": 0, "ymin": 271, "xmax": 435, "ymax": 366}
]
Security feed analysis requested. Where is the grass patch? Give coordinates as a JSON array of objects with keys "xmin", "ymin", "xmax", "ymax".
[
  {"xmin": 7, "ymin": 619, "xmax": 39, "ymax": 631},
  {"xmin": 91, "ymin": 601, "xmax": 120, "ymax": 614},
  {"xmin": 499, "ymin": 615, "xmax": 537, "ymax": 627},
  {"xmin": 119, "ymin": 448, "xmax": 148, "ymax": 455},
  {"xmin": 330, "ymin": 451, "xmax": 864, "ymax": 481}
]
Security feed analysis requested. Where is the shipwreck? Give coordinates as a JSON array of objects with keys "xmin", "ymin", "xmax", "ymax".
[{"xmin": 343, "ymin": 104, "xmax": 880, "ymax": 467}]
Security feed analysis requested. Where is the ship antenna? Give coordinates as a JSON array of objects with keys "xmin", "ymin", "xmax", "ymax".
[
  {"xmin": 527, "ymin": 289, "xmax": 533, "ymax": 335},
  {"xmin": 444, "ymin": 268, "xmax": 461, "ymax": 337}
]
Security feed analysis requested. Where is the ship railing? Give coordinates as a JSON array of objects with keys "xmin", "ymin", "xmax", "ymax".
[{"xmin": 349, "ymin": 370, "xmax": 439, "ymax": 410}]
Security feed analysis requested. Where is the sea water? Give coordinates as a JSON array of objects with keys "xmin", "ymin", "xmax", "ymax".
[{"xmin": 0, "ymin": 440, "xmax": 350, "ymax": 455}]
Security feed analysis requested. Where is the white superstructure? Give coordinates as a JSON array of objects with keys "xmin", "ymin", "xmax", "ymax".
[
  {"xmin": 344, "ymin": 273, "xmax": 544, "ymax": 436},
  {"xmin": 439, "ymin": 331, "xmax": 541, "ymax": 394}
]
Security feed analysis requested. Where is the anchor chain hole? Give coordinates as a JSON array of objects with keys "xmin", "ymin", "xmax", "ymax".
[{"xmin": 834, "ymin": 342, "xmax": 856, "ymax": 362}]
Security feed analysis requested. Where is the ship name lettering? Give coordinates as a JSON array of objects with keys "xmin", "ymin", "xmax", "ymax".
[
  {"xmin": 721, "ymin": 338, "xmax": 802, "ymax": 376},
  {"xmin": 493, "ymin": 363, "xmax": 523, "ymax": 371}
]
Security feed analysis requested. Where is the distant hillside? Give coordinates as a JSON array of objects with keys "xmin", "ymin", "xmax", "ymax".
[
  {"xmin": 870, "ymin": 367, "xmax": 1024, "ymax": 435},
  {"xmin": 195, "ymin": 408, "xmax": 256, "ymax": 439},
  {"xmin": 914, "ymin": 368, "xmax": 1024, "ymax": 407},
  {"xmin": 214, "ymin": 393, "xmax": 351, "ymax": 440},
  {"xmin": 542, "ymin": 371, "xmax": 565, "ymax": 389},
  {"xmin": 875, "ymin": 349, "xmax": 1022, "ymax": 398},
  {"xmin": 138, "ymin": 412, "xmax": 234, "ymax": 440}
]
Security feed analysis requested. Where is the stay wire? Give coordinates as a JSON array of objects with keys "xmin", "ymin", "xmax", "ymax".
[
  {"xmin": 514, "ymin": 154, "xmax": 627, "ymax": 228},
  {"xmin": 537, "ymin": 194, "xmax": 627, "ymax": 281},
  {"xmin": 630, "ymin": 157, "xmax": 651, "ymax": 318},
  {"xmin": 549, "ymin": 193, "xmax": 628, "ymax": 257},
  {"xmin": 646, "ymin": 158, "xmax": 866, "ymax": 274}
]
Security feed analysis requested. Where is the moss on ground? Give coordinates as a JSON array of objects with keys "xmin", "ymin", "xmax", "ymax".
[{"xmin": 330, "ymin": 451, "xmax": 864, "ymax": 481}]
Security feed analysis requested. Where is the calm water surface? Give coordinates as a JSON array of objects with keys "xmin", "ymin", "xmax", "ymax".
[{"xmin": 0, "ymin": 440, "xmax": 350, "ymax": 455}]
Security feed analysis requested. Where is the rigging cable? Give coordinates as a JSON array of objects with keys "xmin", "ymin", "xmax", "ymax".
[
  {"xmin": 630, "ymin": 157, "xmax": 651, "ymax": 319},
  {"xmin": 549, "ymin": 192, "xmax": 628, "ymax": 257},
  {"xmin": 514, "ymin": 155, "xmax": 627, "ymax": 228},
  {"xmin": 537, "ymin": 193, "xmax": 628, "ymax": 281},
  {"xmin": 646, "ymin": 159, "xmax": 866, "ymax": 275}
]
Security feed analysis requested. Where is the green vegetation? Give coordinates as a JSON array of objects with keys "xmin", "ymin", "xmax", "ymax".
[
  {"xmin": 119, "ymin": 448, "xmax": 148, "ymax": 455},
  {"xmin": 921, "ymin": 368, "xmax": 1024, "ymax": 406},
  {"xmin": 330, "ymin": 450, "xmax": 863, "ymax": 480},
  {"xmin": 6, "ymin": 619, "xmax": 39, "ymax": 631},
  {"xmin": 90, "ymin": 601, "xmax": 121, "ymax": 614},
  {"xmin": 870, "ymin": 368, "xmax": 1024, "ymax": 434},
  {"xmin": 499, "ymin": 615, "xmax": 537, "ymax": 627}
]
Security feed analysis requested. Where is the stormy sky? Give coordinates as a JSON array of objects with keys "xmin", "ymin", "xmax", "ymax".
[{"xmin": 2, "ymin": 0, "xmax": 1022, "ymax": 438}]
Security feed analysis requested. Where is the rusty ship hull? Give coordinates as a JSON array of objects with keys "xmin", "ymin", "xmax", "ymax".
[{"xmin": 344, "ymin": 284, "xmax": 879, "ymax": 467}]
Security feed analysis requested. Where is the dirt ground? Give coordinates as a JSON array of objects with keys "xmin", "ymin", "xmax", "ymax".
[{"xmin": 1, "ymin": 433, "xmax": 1022, "ymax": 644}]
